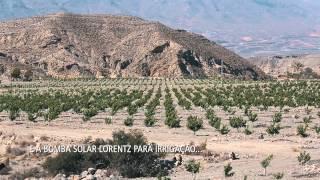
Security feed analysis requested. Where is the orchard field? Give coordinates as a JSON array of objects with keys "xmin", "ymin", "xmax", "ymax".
[{"xmin": 0, "ymin": 78, "xmax": 320, "ymax": 179}]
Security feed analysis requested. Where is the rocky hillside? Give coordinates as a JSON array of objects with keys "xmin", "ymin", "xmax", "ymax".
[
  {"xmin": 0, "ymin": 13, "xmax": 266, "ymax": 80},
  {"xmin": 249, "ymin": 54, "xmax": 320, "ymax": 78}
]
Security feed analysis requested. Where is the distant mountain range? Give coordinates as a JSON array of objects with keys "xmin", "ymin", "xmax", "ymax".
[{"xmin": 0, "ymin": 0, "xmax": 320, "ymax": 57}]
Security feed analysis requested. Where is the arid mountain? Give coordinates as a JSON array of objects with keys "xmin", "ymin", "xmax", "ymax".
[
  {"xmin": 249, "ymin": 54, "xmax": 320, "ymax": 78},
  {"xmin": 1, "ymin": 0, "xmax": 320, "ymax": 56},
  {"xmin": 0, "ymin": 13, "xmax": 266, "ymax": 80}
]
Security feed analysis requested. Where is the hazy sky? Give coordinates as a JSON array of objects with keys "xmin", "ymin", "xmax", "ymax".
[{"xmin": 1, "ymin": 0, "xmax": 319, "ymax": 56}]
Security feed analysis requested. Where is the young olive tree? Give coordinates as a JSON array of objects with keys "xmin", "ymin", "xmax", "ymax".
[
  {"xmin": 224, "ymin": 163, "xmax": 235, "ymax": 177},
  {"xmin": 261, "ymin": 154, "xmax": 273, "ymax": 176},
  {"xmin": 187, "ymin": 116, "xmax": 203, "ymax": 135},
  {"xmin": 184, "ymin": 159, "xmax": 200, "ymax": 180}
]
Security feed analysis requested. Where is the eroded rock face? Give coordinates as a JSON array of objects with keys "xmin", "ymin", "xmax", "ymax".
[
  {"xmin": 0, "ymin": 13, "xmax": 267, "ymax": 79},
  {"xmin": 249, "ymin": 54, "xmax": 320, "ymax": 79}
]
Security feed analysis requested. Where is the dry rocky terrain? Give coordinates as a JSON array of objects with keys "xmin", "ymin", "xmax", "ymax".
[
  {"xmin": 249, "ymin": 54, "xmax": 320, "ymax": 79},
  {"xmin": 0, "ymin": 13, "xmax": 266, "ymax": 80}
]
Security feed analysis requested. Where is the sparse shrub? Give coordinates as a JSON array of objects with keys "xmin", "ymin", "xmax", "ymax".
[
  {"xmin": 272, "ymin": 172, "xmax": 284, "ymax": 179},
  {"xmin": 40, "ymin": 135, "xmax": 49, "ymax": 141},
  {"xmin": 43, "ymin": 130, "xmax": 168, "ymax": 178},
  {"xmin": 211, "ymin": 117, "xmax": 221, "ymax": 130},
  {"xmin": 314, "ymin": 126, "xmax": 320, "ymax": 134},
  {"xmin": 9, "ymin": 110, "xmax": 19, "ymax": 121},
  {"xmin": 261, "ymin": 154, "xmax": 273, "ymax": 176},
  {"xmin": 297, "ymin": 124, "xmax": 308, "ymax": 137},
  {"xmin": 223, "ymin": 105, "xmax": 230, "ymax": 113},
  {"xmin": 207, "ymin": 111, "xmax": 221, "ymax": 130},
  {"xmin": 145, "ymin": 110, "xmax": 155, "ymax": 118},
  {"xmin": 199, "ymin": 140, "xmax": 207, "ymax": 152},
  {"xmin": 166, "ymin": 117, "xmax": 180, "ymax": 128},
  {"xmin": 303, "ymin": 116, "xmax": 312, "ymax": 124},
  {"xmin": 6, "ymin": 146, "xmax": 26, "ymax": 156},
  {"xmin": 224, "ymin": 163, "xmax": 235, "ymax": 177},
  {"xmin": 187, "ymin": 116, "xmax": 203, "ymax": 135},
  {"xmin": 317, "ymin": 111, "xmax": 320, "ymax": 118},
  {"xmin": 43, "ymin": 109, "xmax": 60, "ymax": 121},
  {"xmin": 272, "ymin": 112, "xmax": 282, "ymax": 123},
  {"xmin": 220, "ymin": 125, "xmax": 230, "ymax": 135},
  {"xmin": 184, "ymin": 159, "xmax": 200, "ymax": 180},
  {"xmin": 158, "ymin": 177, "xmax": 171, "ymax": 180},
  {"xmin": 248, "ymin": 111, "xmax": 258, "ymax": 122},
  {"xmin": 27, "ymin": 113, "xmax": 37, "ymax": 122},
  {"xmin": 105, "ymin": 117, "xmax": 112, "ymax": 125},
  {"xmin": 9, "ymin": 167, "xmax": 44, "ymax": 179},
  {"xmin": 24, "ymin": 69, "xmax": 33, "ymax": 81},
  {"xmin": 127, "ymin": 104, "xmax": 138, "ymax": 115},
  {"xmin": 82, "ymin": 108, "xmax": 98, "ymax": 121},
  {"xmin": 244, "ymin": 126, "xmax": 253, "ymax": 135},
  {"xmin": 11, "ymin": 67, "xmax": 21, "ymax": 79},
  {"xmin": 266, "ymin": 123, "xmax": 281, "ymax": 135},
  {"xmin": 297, "ymin": 151, "xmax": 311, "ymax": 166},
  {"xmin": 82, "ymin": 136, "xmax": 92, "ymax": 144},
  {"xmin": 294, "ymin": 114, "xmax": 300, "ymax": 119},
  {"xmin": 229, "ymin": 116, "xmax": 246, "ymax": 130},
  {"xmin": 206, "ymin": 108, "xmax": 215, "ymax": 120},
  {"xmin": 244, "ymin": 106, "xmax": 250, "ymax": 116},
  {"xmin": 43, "ymin": 152, "xmax": 84, "ymax": 176},
  {"xmin": 144, "ymin": 116, "xmax": 157, "ymax": 127},
  {"xmin": 124, "ymin": 116, "xmax": 134, "ymax": 126},
  {"xmin": 305, "ymin": 107, "xmax": 312, "ymax": 115}
]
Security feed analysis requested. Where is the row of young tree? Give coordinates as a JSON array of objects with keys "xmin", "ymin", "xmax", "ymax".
[
  {"xmin": 0, "ymin": 88, "xmax": 153, "ymax": 122},
  {"xmin": 187, "ymin": 108, "xmax": 320, "ymax": 137},
  {"xmin": 179, "ymin": 81, "xmax": 320, "ymax": 109},
  {"xmin": 164, "ymin": 88, "xmax": 180, "ymax": 128},
  {"xmin": 144, "ymin": 88, "xmax": 161, "ymax": 127}
]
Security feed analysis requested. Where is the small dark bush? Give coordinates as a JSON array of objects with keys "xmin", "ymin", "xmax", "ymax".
[
  {"xmin": 229, "ymin": 116, "xmax": 246, "ymax": 130},
  {"xmin": 298, "ymin": 151, "xmax": 311, "ymax": 166},
  {"xmin": 187, "ymin": 116, "xmax": 203, "ymax": 135},
  {"xmin": 297, "ymin": 124, "xmax": 308, "ymax": 137},
  {"xmin": 184, "ymin": 159, "xmax": 200, "ymax": 179},
  {"xmin": 43, "ymin": 152, "xmax": 84, "ymax": 176},
  {"xmin": 248, "ymin": 111, "xmax": 258, "ymax": 122},
  {"xmin": 144, "ymin": 116, "xmax": 157, "ymax": 127},
  {"xmin": 224, "ymin": 163, "xmax": 234, "ymax": 177},
  {"xmin": 314, "ymin": 126, "xmax": 320, "ymax": 134},
  {"xmin": 272, "ymin": 112, "xmax": 282, "ymax": 123},
  {"xmin": 303, "ymin": 116, "xmax": 312, "ymax": 124},
  {"xmin": 105, "ymin": 117, "xmax": 112, "ymax": 125},
  {"xmin": 220, "ymin": 125, "xmax": 230, "ymax": 135},
  {"xmin": 266, "ymin": 123, "xmax": 281, "ymax": 135},
  {"xmin": 244, "ymin": 126, "xmax": 253, "ymax": 135},
  {"xmin": 43, "ymin": 130, "xmax": 168, "ymax": 178},
  {"xmin": 124, "ymin": 116, "xmax": 134, "ymax": 126},
  {"xmin": 273, "ymin": 172, "xmax": 284, "ymax": 179}
]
